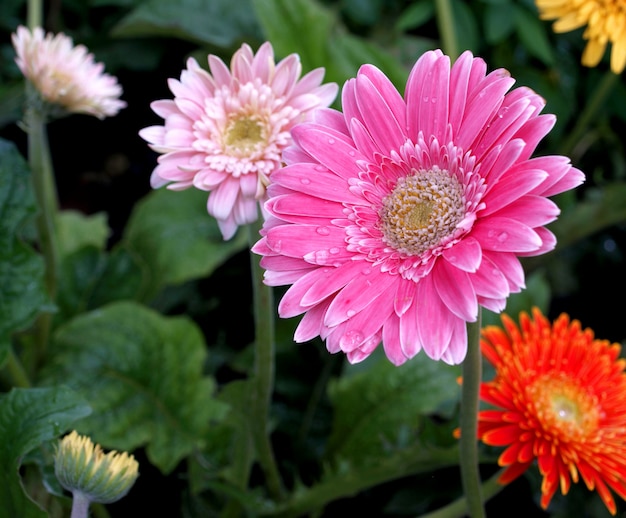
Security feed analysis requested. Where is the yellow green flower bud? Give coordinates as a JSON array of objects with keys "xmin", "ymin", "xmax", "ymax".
[{"xmin": 54, "ymin": 430, "xmax": 139, "ymax": 505}]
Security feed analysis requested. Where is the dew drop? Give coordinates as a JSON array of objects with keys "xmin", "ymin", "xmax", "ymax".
[
  {"xmin": 430, "ymin": 96, "xmax": 437, "ymax": 103},
  {"xmin": 348, "ymin": 150, "xmax": 356, "ymax": 157},
  {"xmin": 422, "ymin": 96, "xmax": 429, "ymax": 103},
  {"xmin": 316, "ymin": 226, "xmax": 331, "ymax": 236},
  {"xmin": 346, "ymin": 309, "xmax": 356, "ymax": 318},
  {"xmin": 497, "ymin": 232, "xmax": 508, "ymax": 243},
  {"xmin": 273, "ymin": 240, "xmax": 282, "ymax": 252},
  {"xmin": 340, "ymin": 330, "xmax": 364, "ymax": 349},
  {"xmin": 329, "ymin": 247, "xmax": 340, "ymax": 254},
  {"xmin": 313, "ymin": 250, "xmax": 329, "ymax": 264},
  {"xmin": 300, "ymin": 178, "xmax": 311, "ymax": 184},
  {"xmin": 328, "ymin": 138, "xmax": 336, "ymax": 145}
]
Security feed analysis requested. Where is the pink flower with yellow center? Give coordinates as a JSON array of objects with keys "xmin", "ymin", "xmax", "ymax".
[
  {"xmin": 252, "ymin": 50, "xmax": 584, "ymax": 365},
  {"xmin": 477, "ymin": 308, "xmax": 626, "ymax": 515},
  {"xmin": 139, "ymin": 42, "xmax": 338, "ymax": 240},
  {"xmin": 11, "ymin": 25, "xmax": 126, "ymax": 119},
  {"xmin": 535, "ymin": 0, "xmax": 626, "ymax": 73}
]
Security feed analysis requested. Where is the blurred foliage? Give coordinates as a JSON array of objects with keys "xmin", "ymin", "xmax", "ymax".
[{"xmin": 1, "ymin": 0, "xmax": 626, "ymax": 517}]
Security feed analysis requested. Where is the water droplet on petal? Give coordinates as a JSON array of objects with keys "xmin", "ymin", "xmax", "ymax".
[
  {"xmin": 328, "ymin": 138, "xmax": 336, "ymax": 145},
  {"xmin": 313, "ymin": 250, "xmax": 329, "ymax": 264},
  {"xmin": 346, "ymin": 309, "xmax": 356, "ymax": 318},
  {"xmin": 422, "ymin": 96, "xmax": 429, "ymax": 103},
  {"xmin": 300, "ymin": 178, "xmax": 311, "ymax": 184},
  {"xmin": 273, "ymin": 240, "xmax": 282, "ymax": 252},
  {"xmin": 497, "ymin": 232, "xmax": 508, "ymax": 242},
  {"xmin": 348, "ymin": 150, "xmax": 356, "ymax": 157},
  {"xmin": 340, "ymin": 330, "xmax": 364, "ymax": 349},
  {"xmin": 431, "ymin": 97, "xmax": 437, "ymax": 103},
  {"xmin": 316, "ymin": 226, "xmax": 331, "ymax": 236},
  {"xmin": 329, "ymin": 247, "xmax": 340, "ymax": 254}
]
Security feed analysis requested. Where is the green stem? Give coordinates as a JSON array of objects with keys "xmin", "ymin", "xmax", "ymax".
[
  {"xmin": 419, "ymin": 469, "xmax": 505, "ymax": 518},
  {"xmin": 435, "ymin": 0, "xmax": 459, "ymax": 60},
  {"xmin": 27, "ymin": 0, "xmax": 43, "ymax": 29},
  {"xmin": 247, "ymin": 222, "xmax": 285, "ymax": 502},
  {"xmin": 26, "ymin": 105, "xmax": 59, "ymax": 369},
  {"xmin": 70, "ymin": 492, "xmax": 91, "ymax": 518},
  {"xmin": 459, "ymin": 313, "xmax": 484, "ymax": 518},
  {"xmin": 4, "ymin": 349, "xmax": 31, "ymax": 388},
  {"xmin": 560, "ymin": 71, "xmax": 618, "ymax": 159}
]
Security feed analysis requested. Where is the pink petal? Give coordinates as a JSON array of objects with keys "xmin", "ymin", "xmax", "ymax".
[
  {"xmin": 442, "ymin": 236, "xmax": 482, "ymax": 273},
  {"xmin": 301, "ymin": 261, "xmax": 365, "ymax": 306},
  {"xmin": 382, "ymin": 315, "xmax": 408, "ymax": 365},
  {"xmin": 482, "ymin": 167, "xmax": 548, "ymax": 216},
  {"xmin": 358, "ymin": 64, "xmax": 407, "ymax": 130},
  {"xmin": 470, "ymin": 254, "xmax": 510, "ymax": 299},
  {"xmin": 354, "ymin": 72, "xmax": 407, "ymax": 154},
  {"xmin": 472, "ymin": 217, "xmax": 542, "ymax": 253},
  {"xmin": 294, "ymin": 299, "xmax": 332, "ymax": 342},
  {"xmin": 433, "ymin": 259, "xmax": 478, "ymax": 321},
  {"xmin": 207, "ymin": 177, "xmax": 239, "ymax": 220},
  {"xmin": 416, "ymin": 276, "xmax": 455, "ymax": 360},
  {"xmin": 290, "ymin": 124, "xmax": 365, "ymax": 178},
  {"xmin": 407, "ymin": 53, "xmax": 450, "ymax": 143},
  {"xmin": 265, "ymin": 223, "xmax": 346, "ymax": 259},
  {"xmin": 268, "ymin": 192, "xmax": 345, "ymax": 224},
  {"xmin": 325, "ymin": 270, "xmax": 398, "ymax": 326},
  {"xmin": 484, "ymin": 251, "xmax": 525, "ymax": 292},
  {"xmin": 271, "ymin": 164, "xmax": 362, "ymax": 204},
  {"xmin": 399, "ymin": 296, "xmax": 423, "ymax": 359},
  {"xmin": 490, "ymin": 195, "xmax": 560, "ymax": 227}
]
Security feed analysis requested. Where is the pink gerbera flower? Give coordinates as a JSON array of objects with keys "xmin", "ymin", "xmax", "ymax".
[
  {"xmin": 11, "ymin": 25, "xmax": 126, "ymax": 119},
  {"xmin": 252, "ymin": 50, "xmax": 584, "ymax": 365},
  {"xmin": 139, "ymin": 42, "xmax": 338, "ymax": 240}
]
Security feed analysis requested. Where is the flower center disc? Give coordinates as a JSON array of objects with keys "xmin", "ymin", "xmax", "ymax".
[
  {"xmin": 380, "ymin": 167, "xmax": 465, "ymax": 255},
  {"xmin": 224, "ymin": 116, "xmax": 265, "ymax": 155},
  {"xmin": 528, "ymin": 375, "xmax": 600, "ymax": 440}
]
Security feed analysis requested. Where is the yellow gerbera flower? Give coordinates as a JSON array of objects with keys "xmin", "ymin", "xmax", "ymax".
[{"xmin": 535, "ymin": 0, "xmax": 626, "ymax": 73}]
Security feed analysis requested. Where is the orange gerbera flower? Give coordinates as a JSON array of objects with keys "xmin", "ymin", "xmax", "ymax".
[
  {"xmin": 477, "ymin": 307, "xmax": 626, "ymax": 514},
  {"xmin": 535, "ymin": 0, "xmax": 626, "ymax": 74}
]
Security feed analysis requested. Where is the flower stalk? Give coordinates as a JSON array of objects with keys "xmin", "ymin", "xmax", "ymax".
[
  {"xmin": 459, "ymin": 312, "xmax": 485, "ymax": 518},
  {"xmin": 435, "ymin": 0, "xmax": 459, "ymax": 60},
  {"xmin": 248, "ymin": 221, "xmax": 285, "ymax": 501},
  {"xmin": 26, "ymin": 99, "xmax": 59, "ymax": 368}
]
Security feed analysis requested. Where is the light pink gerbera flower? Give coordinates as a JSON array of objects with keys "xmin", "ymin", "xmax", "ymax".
[
  {"xmin": 11, "ymin": 25, "xmax": 126, "ymax": 119},
  {"xmin": 252, "ymin": 50, "xmax": 584, "ymax": 366},
  {"xmin": 139, "ymin": 42, "xmax": 338, "ymax": 240}
]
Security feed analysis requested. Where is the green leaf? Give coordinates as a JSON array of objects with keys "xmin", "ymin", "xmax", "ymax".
[
  {"xmin": 252, "ymin": 0, "xmax": 409, "ymax": 90},
  {"xmin": 483, "ymin": 2, "xmax": 516, "ymax": 44},
  {"xmin": 44, "ymin": 301, "xmax": 228, "ymax": 474},
  {"xmin": 0, "ymin": 386, "xmax": 91, "ymax": 518},
  {"xmin": 514, "ymin": 4, "xmax": 555, "ymax": 66},
  {"xmin": 0, "ymin": 138, "xmax": 49, "ymax": 364},
  {"xmin": 55, "ymin": 245, "xmax": 144, "ymax": 324},
  {"xmin": 326, "ymin": 352, "xmax": 460, "ymax": 466},
  {"xmin": 56, "ymin": 210, "xmax": 110, "ymax": 257},
  {"xmin": 396, "ymin": 0, "xmax": 435, "ymax": 32},
  {"xmin": 329, "ymin": 33, "xmax": 410, "ymax": 90},
  {"xmin": 111, "ymin": 0, "xmax": 262, "ymax": 47},
  {"xmin": 251, "ymin": 0, "xmax": 333, "ymax": 70},
  {"xmin": 122, "ymin": 187, "xmax": 248, "ymax": 299},
  {"xmin": 451, "ymin": 0, "xmax": 480, "ymax": 54},
  {"xmin": 550, "ymin": 183, "xmax": 626, "ymax": 250}
]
